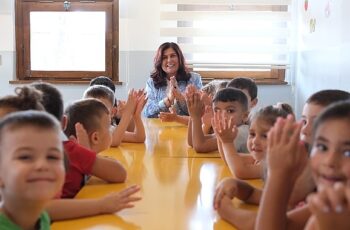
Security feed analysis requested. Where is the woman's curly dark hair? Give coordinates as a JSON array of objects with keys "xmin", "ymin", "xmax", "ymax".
[{"xmin": 151, "ymin": 42, "xmax": 190, "ymax": 89}]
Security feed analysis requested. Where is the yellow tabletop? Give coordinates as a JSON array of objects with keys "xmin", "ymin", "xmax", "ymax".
[{"xmin": 51, "ymin": 119, "xmax": 262, "ymax": 230}]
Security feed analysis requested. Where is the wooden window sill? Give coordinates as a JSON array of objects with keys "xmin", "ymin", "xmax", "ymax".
[{"xmin": 9, "ymin": 80, "xmax": 123, "ymax": 85}]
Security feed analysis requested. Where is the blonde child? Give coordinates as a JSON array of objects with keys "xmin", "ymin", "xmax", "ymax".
[
  {"xmin": 83, "ymin": 85, "xmax": 146, "ymax": 145},
  {"xmin": 31, "ymin": 82, "xmax": 141, "ymax": 221},
  {"xmin": 0, "ymin": 110, "xmax": 65, "ymax": 230},
  {"xmin": 213, "ymin": 103, "xmax": 293, "ymax": 179},
  {"xmin": 187, "ymin": 87, "xmax": 249, "ymax": 153},
  {"xmin": 213, "ymin": 89, "xmax": 350, "ymax": 229},
  {"xmin": 256, "ymin": 100, "xmax": 350, "ymax": 230}
]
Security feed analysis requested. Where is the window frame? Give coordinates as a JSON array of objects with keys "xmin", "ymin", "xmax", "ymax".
[{"xmin": 15, "ymin": 0, "xmax": 119, "ymax": 83}]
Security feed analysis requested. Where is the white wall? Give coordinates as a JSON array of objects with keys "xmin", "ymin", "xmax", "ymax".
[
  {"xmin": 294, "ymin": 0, "xmax": 350, "ymax": 115},
  {"xmin": 0, "ymin": 0, "xmax": 293, "ymax": 110}
]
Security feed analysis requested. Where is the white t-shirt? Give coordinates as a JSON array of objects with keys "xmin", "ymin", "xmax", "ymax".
[{"xmin": 234, "ymin": 124, "xmax": 249, "ymax": 153}]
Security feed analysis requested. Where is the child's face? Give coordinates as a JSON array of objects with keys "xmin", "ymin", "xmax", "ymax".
[
  {"xmin": 0, "ymin": 126, "xmax": 65, "ymax": 203},
  {"xmin": 301, "ymin": 103, "xmax": 325, "ymax": 145},
  {"xmin": 92, "ymin": 112, "xmax": 112, "ymax": 153},
  {"xmin": 213, "ymin": 101, "xmax": 247, "ymax": 126},
  {"xmin": 310, "ymin": 118, "xmax": 350, "ymax": 189},
  {"xmin": 247, "ymin": 118, "xmax": 270, "ymax": 161}
]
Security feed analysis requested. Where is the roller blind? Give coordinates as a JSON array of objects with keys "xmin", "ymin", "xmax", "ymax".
[{"xmin": 160, "ymin": 0, "xmax": 292, "ymax": 71}]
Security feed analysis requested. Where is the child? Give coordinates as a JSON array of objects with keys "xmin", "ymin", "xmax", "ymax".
[
  {"xmin": 31, "ymin": 82, "xmax": 141, "ymax": 221},
  {"xmin": 0, "ymin": 110, "xmax": 65, "ymax": 229},
  {"xmin": 213, "ymin": 89, "xmax": 350, "ymax": 229},
  {"xmin": 200, "ymin": 80, "xmax": 228, "ymax": 134},
  {"xmin": 89, "ymin": 76, "xmax": 135, "ymax": 131},
  {"xmin": 301, "ymin": 89, "xmax": 350, "ymax": 147},
  {"xmin": 212, "ymin": 103, "xmax": 293, "ymax": 179},
  {"xmin": 187, "ymin": 87, "xmax": 249, "ymax": 153},
  {"xmin": 83, "ymin": 85, "xmax": 146, "ymax": 145},
  {"xmin": 227, "ymin": 77, "xmax": 258, "ymax": 112},
  {"xmin": 256, "ymin": 100, "xmax": 350, "ymax": 230},
  {"xmin": 0, "ymin": 86, "xmax": 44, "ymax": 117}
]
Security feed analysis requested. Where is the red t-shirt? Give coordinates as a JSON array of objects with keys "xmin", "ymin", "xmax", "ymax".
[{"xmin": 61, "ymin": 140, "xmax": 97, "ymax": 198}]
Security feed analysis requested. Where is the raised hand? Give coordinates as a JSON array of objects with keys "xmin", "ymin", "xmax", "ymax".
[
  {"xmin": 124, "ymin": 89, "xmax": 138, "ymax": 115},
  {"xmin": 267, "ymin": 115, "xmax": 308, "ymax": 180},
  {"xmin": 134, "ymin": 89, "xmax": 147, "ymax": 116},
  {"xmin": 186, "ymin": 91, "xmax": 204, "ymax": 119},
  {"xmin": 116, "ymin": 100, "xmax": 126, "ymax": 117},
  {"xmin": 212, "ymin": 112, "xmax": 238, "ymax": 144},
  {"xmin": 71, "ymin": 122, "xmax": 91, "ymax": 149}
]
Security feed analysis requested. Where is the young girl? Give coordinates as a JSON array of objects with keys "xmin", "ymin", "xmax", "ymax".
[
  {"xmin": 256, "ymin": 100, "xmax": 350, "ymax": 230},
  {"xmin": 0, "ymin": 86, "xmax": 44, "ymax": 117},
  {"xmin": 213, "ymin": 103, "xmax": 293, "ymax": 179}
]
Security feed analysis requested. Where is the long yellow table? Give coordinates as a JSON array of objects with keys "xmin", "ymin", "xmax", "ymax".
[{"xmin": 51, "ymin": 119, "xmax": 262, "ymax": 230}]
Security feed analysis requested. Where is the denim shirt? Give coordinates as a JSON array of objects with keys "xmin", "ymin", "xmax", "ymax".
[{"xmin": 143, "ymin": 72, "xmax": 202, "ymax": 118}]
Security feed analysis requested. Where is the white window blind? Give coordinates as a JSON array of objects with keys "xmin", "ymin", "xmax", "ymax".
[{"xmin": 160, "ymin": 0, "xmax": 292, "ymax": 72}]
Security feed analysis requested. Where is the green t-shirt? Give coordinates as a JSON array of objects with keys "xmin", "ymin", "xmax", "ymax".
[{"xmin": 0, "ymin": 211, "xmax": 50, "ymax": 230}]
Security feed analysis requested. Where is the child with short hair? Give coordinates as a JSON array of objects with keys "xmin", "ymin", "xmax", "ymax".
[
  {"xmin": 213, "ymin": 103, "xmax": 293, "ymax": 179},
  {"xmin": 0, "ymin": 110, "xmax": 65, "ymax": 230},
  {"xmin": 63, "ymin": 99, "xmax": 127, "ymax": 195},
  {"xmin": 31, "ymin": 82, "xmax": 141, "ymax": 221},
  {"xmin": 83, "ymin": 85, "xmax": 146, "ymax": 145},
  {"xmin": 256, "ymin": 100, "xmax": 350, "ymax": 230},
  {"xmin": 227, "ymin": 77, "xmax": 258, "ymax": 111},
  {"xmin": 187, "ymin": 87, "xmax": 249, "ymax": 153}
]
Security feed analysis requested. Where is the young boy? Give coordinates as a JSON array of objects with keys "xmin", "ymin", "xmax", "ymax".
[
  {"xmin": 31, "ymin": 82, "xmax": 141, "ymax": 221},
  {"xmin": 227, "ymin": 77, "xmax": 258, "ymax": 112},
  {"xmin": 0, "ymin": 110, "xmax": 65, "ymax": 229},
  {"xmin": 213, "ymin": 89, "xmax": 350, "ymax": 229},
  {"xmin": 83, "ymin": 85, "xmax": 146, "ymax": 145},
  {"xmin": 187, "ymin": 87, "xmax": 249, "ymax": 153}
]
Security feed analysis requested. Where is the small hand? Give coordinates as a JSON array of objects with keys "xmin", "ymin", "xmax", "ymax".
[
  {"xmin": 213, "ymin": 178, "xmax": 238, "ymax": 210},
  {"xmin": 212, "ymin": 112, "xmax": 238, "ymax": 144},
  {"xmin": 267, "ymin": 115, "xmax": 308, "ymax": 180},
  {"xmin": 159, "ymin": 105, "xmax": 178, "ymax": 122},
  {"xmin": 99, "ymin": 185, "xmax": 142, "ymax": 214},
  {"xmin": 307, "ymin": 183, "xmax": 350, "ymax": 230},
  {"xmin": 134, "ymin": 89, "xmax": 147, "ymax": 116},
  {"xmin": 186, "ymin": 91, "xmax": 204, "ymax": 119}
]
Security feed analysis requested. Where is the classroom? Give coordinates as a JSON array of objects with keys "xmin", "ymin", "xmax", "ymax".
[{"xmin": 0, "ymin": 0, "xmax": 349, "ymax": 229}]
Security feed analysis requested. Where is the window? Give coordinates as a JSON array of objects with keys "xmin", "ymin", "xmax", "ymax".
[
  {"xmin": 15, "ymin": 0, "xmax": 119, "ymax": 83},
  {"xmin": 160, "ymin": 0, "xmax": 292, "ymax": 84}
]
